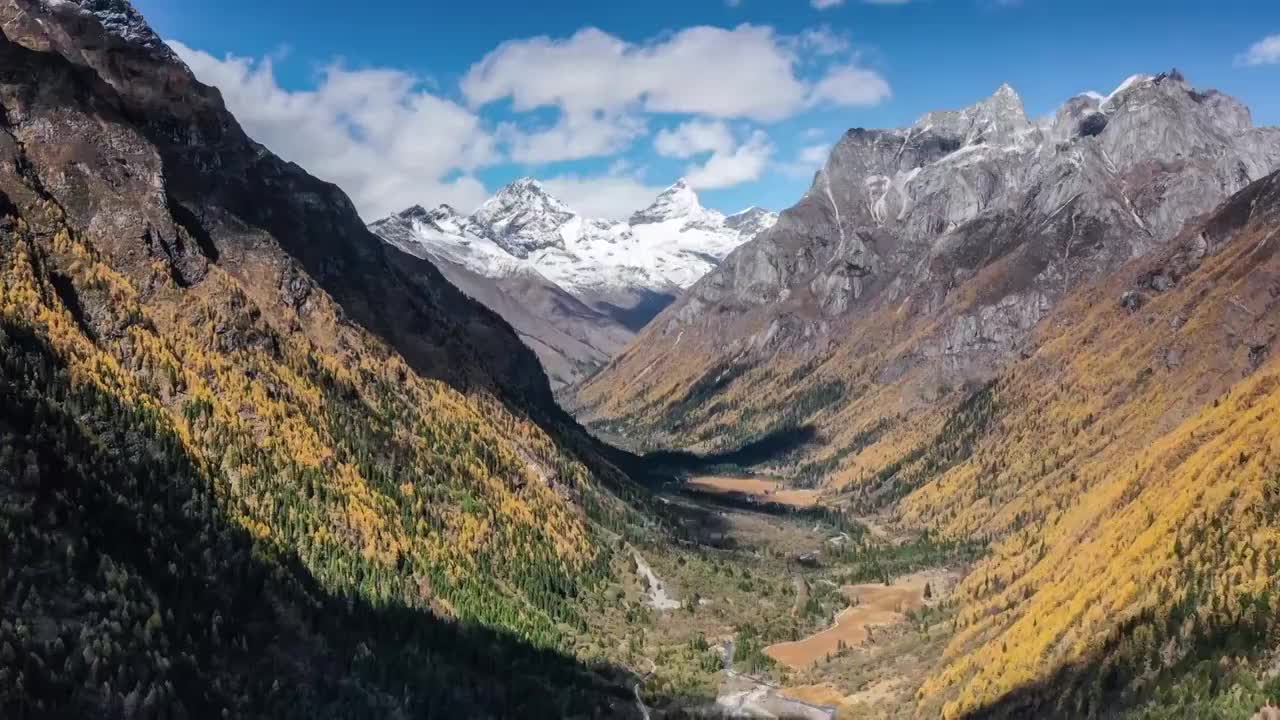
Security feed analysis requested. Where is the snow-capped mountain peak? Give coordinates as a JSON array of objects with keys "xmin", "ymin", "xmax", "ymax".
[
  {"xmin": 371, "ymin": 180, "xmax": 777, "ymax": 302},
  {"xmin": 630, "ymin": 178, "xmax": 720, "ymax": 226},
  {"xmin": 472, "ymin": 177, "xmax": 576, "ymax": 257},
  {"xmin": 724, "ymin": 206, "xmax": 779, "ymax": 238}
]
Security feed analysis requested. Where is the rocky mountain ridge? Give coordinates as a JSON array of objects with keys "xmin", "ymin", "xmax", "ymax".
[
  {"xmin": 680, "ymin": 71, "xmax": 1279, "ymax": 350},
  {"xmin": 577, "ymin": 70, "xmax": 1280, "ymax": 441}
]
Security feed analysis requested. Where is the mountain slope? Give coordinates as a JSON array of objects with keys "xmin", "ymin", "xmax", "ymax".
[
  {"xmin": 371, "ymin": 179, "xmax": 775, "ymax": 388},
  {"xmin": 911, "ymin": 167, "xmax": 1280, "ymax": 718},
  {"xmin": 423, "ymin": 256, "xmax": 635, "ymax": 393},
  {"xmin": 576, "ymin": 72, "xmax": 1280, "ymax": 717},
  {"xmin": 2, "ymin": 0, "xmax": 566, "ymax": 413},
  {"xmin": 576, "ymin": 72, "xmax": 1280, "ymax": 462},
  {"xmin": 0, "ymin": 1, "xmax": 644, "ymax": 715}
]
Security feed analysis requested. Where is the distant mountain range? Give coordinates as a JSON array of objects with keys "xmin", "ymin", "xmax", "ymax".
[{"xmin": 370, "ymin": 178, "xmax": 775, "ymax": 388}]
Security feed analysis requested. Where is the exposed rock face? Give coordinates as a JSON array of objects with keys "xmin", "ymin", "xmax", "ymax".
[
  {"xmin": 617, "ymin": 71, "xmax": 1280, "ymax": 377},
  {"xmin": 576, "ymin": 71, "xmax": 1280, "ymax": 452}
]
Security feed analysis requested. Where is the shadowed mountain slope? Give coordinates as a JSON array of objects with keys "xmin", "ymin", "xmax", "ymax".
[{"xmin": 0, "ymin": 1, "xmax": 653, "ymax": 715}]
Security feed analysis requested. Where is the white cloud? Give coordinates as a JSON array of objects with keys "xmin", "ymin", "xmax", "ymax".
[
  {"xmin": 799, "ymin": 144, "xmax": 831, "ymax": 165},
  {"xmin": 810, "ymin": 64, "xmax": 893, "ymax": 106},
  {"xmin": 654, "ymin": 119, "xmax": 737, "ymax": 158},
  {"xmin": 796, "ymin": 27, "xmax": 852, "ymax": 56},
  {"xmin": 653, "ymin": 121, "xmax": 773, "ymax": 190},
  {"xmin": 503, "ymin": 112, "xmax": 645, "ymax": 164},
  {"xmin": 173, "ymin": 22, "xmax": 891, "ymax": 218},
  {"xmin": 171, "ymin": 41, "xmax": 494, "ymax": 219},
  {"xmin": 779, "ymin": 142, "xmax": 832, "ymax": 179},
  {"xmin": 460, "ymin": 25, "xmax": 888, "ymax": 125},
  {"xmin": 811, "ymin": 0, "xmax": 845, "ymax": 8},
  {"xmin": 1238, "ymin": 34, "xmax": 1280, "ymax": 67},
  {"xmin": 684, "ymin": 130, "xmax": 773, "ymax": 189},
  {"xmin": 541, "ymin": 174, "xmax": 666, "ymax": 220}
]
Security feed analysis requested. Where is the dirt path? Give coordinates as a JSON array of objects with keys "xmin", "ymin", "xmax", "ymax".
[{"xmin": 764, "ymin": 571, "xmax": 945, "ymax": 669}]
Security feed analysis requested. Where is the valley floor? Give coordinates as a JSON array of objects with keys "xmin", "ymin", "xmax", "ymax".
[{"xmin": 586, "ymin": 473, "xmax": 979, "ymax": 718}]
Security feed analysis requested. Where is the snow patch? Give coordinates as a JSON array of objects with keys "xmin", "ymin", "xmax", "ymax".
[{"xmin": 1102, "ymin": 74, "xmax": 1154, "ymax": 111}]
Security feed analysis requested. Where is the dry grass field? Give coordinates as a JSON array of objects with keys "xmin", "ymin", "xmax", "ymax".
[{"xmin": 687, "ymin": 474, "xmax": 822, "ymax": 508}]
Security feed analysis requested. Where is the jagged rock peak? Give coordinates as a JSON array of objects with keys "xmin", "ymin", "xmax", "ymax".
[
  {"xmin": 911, "ymin": 81, "xmax": 1033, "ymax": 148},
  {"xmin": 679, "ymin": 68, "xmax": 1278, "ymax": 331},
  {"xmin": 982, "ymin": 82, "xmax": 1027, "ymax": 115},
  {"xmin": 472, "ymin": 177, "xmax": 576, "ymax": 257},
  {"xmin": 371, "ymin": 173, "xmax": 780, "ymax": 301},
  {"xmin": 993, "ymin": 82, "xmax": 1019, "ymax": 97},
  {"xmin": 395, "ymin": 203, "xmax": 467, "ymax": 226},
  {"xmin": 34, "ymin": 0, "xmax": 173, "ymax": 55},
  {"xmin": 483, "ymin": 177, "xmax": 570, "ymax": 212},
  {"xmin": 631, "ymin": 178, "xmax": 716, "ymax": 226}
]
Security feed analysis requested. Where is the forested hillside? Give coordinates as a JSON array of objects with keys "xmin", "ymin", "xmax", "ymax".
[
  {"xmin": 0, "ymin": 1, "xmax": 646, "ymax": 716},
  {"xmin": 909, "ymin": 169, "xmax": 1280, "ymax": 718},
  {"xmin": 0, "ymin": 293, "xmax": 631, "ymax": 717}
]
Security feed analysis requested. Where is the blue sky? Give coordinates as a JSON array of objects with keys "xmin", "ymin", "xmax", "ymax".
[{"xmin": 134, "ymin": 0, "xmax": 1280, "ymax": 220}]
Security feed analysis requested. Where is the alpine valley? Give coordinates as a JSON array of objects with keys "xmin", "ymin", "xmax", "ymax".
[
  {"xmin": 577, "ymin": 72, "xmax": 1280, "ymax": 717},
  {"xmin": 5, "ymin": 2, "xmax": 1280, "ymax": 720}
]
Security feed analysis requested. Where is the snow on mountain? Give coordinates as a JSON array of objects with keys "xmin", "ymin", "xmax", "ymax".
[
  {"xmin": 371, "ymin": 204, "xmax": 530, "ymax": 280},
  {"xmin": 629, "ymin": 178, "xmax": 718, "ymax": 227},
  {"xmin": 724, "ymin": 206, "xmax": 780, "ymax": 239},
  {"xmin": 470, "ymin": 178, "xmax": 577, "ymax": 257},
  {"xmin": 371, "ymin": 178, "xmax": 776, "ymax": 300},
  {"xmin": 369, "ymin": 178, "xmax": 775, "ymax": 388}
]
